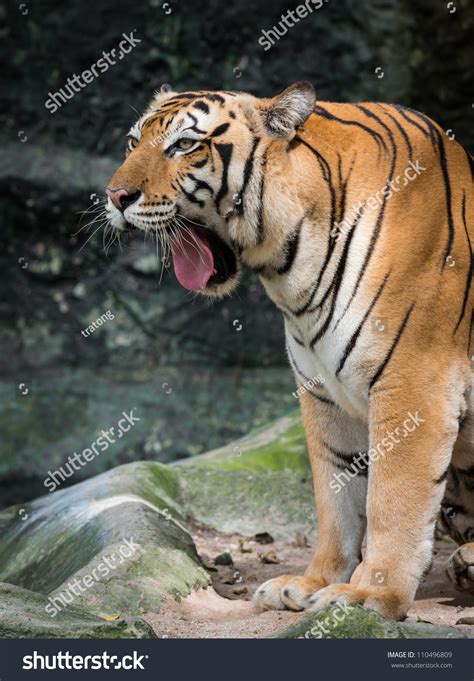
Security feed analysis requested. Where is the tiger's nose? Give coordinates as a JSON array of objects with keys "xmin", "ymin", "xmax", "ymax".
[{"xmin": 106, "ymin": 188, "xmax": 141, "ymax": 212}]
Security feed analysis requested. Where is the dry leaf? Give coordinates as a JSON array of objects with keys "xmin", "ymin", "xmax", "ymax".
[{"xmin": 260, "ymin": 550, "xmax": 280, "ymax": 564}]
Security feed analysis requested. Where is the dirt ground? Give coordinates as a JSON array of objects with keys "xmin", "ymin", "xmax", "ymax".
[{"xmin": 144, "ymin": 523, "xmax": 474, "ymax": 639}]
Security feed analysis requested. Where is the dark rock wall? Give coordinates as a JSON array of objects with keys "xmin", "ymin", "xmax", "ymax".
[{"xmin": 3, "ymin": 0, "xmax": 472, "ymax": 154}]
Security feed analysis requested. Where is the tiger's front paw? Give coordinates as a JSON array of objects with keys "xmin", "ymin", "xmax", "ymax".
[
  {"xmin": 253, "ymin": 575, "xmax": 327, "ymax": 611},
  {"xmin": 447, "ymin": 543, "xmax": 474, "ymax": 594},
  {"xmin": 307, "ymin": 583, "xmax": 410, "ymax": 620}
]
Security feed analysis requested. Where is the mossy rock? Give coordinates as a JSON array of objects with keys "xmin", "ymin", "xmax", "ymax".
[
  {"xmin": 0, "ymin": 412, "xmax": 315, "ymax": 637},
  {"xmin": 0, "ymin": 461, "xmax": 209, "ymax": 623},
  {"xmin": 176, "ymin": 412, "xmax": 316, "ymax": 541},
  {"xmin": 273, "ymin": 605, "xmax": 469, "ymax": 639},
  {"xmin": 0, "ymin": 583, "xmax": 155, "ymax": 639}
]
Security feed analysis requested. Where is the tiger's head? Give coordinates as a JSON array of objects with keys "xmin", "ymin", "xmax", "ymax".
[{"xmin": 105, "ymin": 81, "xmax": 315, "ymax": 297}]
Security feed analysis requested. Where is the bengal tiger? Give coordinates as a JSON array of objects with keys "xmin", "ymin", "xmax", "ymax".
[{"xmin": 104, "ymin": 82, "xmax": 473, "ymax": 620}]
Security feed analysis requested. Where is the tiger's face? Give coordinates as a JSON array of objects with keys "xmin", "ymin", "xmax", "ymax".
[{"xmin": 105, "ymin": 82, "xmax": 315, "ymax": 296}]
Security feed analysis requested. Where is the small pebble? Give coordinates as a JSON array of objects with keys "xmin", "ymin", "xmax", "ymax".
[{"xmin": 214, "ymin": 552, "xmax": 233, "ymax": 566}]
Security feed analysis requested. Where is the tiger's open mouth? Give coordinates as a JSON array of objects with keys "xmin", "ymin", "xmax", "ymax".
[{"xmin": 168, "ymin": 219, "xmax": 237, "ymax": 291}]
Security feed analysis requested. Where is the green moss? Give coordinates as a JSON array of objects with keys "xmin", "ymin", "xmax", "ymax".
[
  {"xmin": 273, "ymin": 605, "xmax": 469, "ymax": 639},
  {"xmin": 177, "ymin": 413, "xmax": 309, "ymax": 474},
  {"xmin": 199, "ymin": 424, "xmax": 308, "ymax": 474}
]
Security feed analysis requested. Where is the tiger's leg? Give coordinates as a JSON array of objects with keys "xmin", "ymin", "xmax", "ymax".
[
  {"xmin": 447, "ymin": 544, "xmax": 474, "ymax": 594},
  {"xmin": 442, "ymin": 408, "xmax": 474, "ymax": 594},
  {"xmin": 307, "ymin": 368, "xmax": 465, "ymax": 620},
  {"xmin": 253, "ymin": 390, "xmax": 368, "ymax": 611}
]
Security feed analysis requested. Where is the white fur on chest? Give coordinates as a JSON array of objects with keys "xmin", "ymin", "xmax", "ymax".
[
  {"xmin": 258, "ymin": 214, "xmax": 380, "ymax": 421},
  {"xmin": 285, "ymin": 318, "xmax": 369, "ymax": 421}
]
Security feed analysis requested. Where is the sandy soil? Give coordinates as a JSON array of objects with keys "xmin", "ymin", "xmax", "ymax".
[{"xmin": 144, "ymin": 523, "xmax": 474, "ymax": 639}]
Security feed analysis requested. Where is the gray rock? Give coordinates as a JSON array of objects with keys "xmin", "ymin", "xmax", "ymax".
[
  {"xmin": 0, "ymin": 461, "xmax": 209, "ymax": 624},
  {"xmin": 0, "ymin": 583, "xmax": 155, "ymax": 639}
]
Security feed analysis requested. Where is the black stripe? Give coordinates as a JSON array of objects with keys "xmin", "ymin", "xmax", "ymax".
[
  {"xmin": 185, "ymin": 112, "xmax": 207, "ymax": 135},
  {"xmin": 335, "ymin": 272, "xmax": 390, "ymax": 376},
  {"xmin": 401, "ymin": 107, "xmax": 456, "ymax": 268},
  {"xmin": 290, "ymin": 138, "xmax": 338, "ymax": 315},
  {"xmin": 286, "ymin": 343, "xmax": 312, "ymax": 382},
  {"xmin": 188, "ymin": 173, "xmax": 214, "ymax": 196},
  {"xmin": 355, "ymin": 104, "xmax": 395, "ymax": 143},
  {"xmin": 276, "ymin": 216, "xmax": 304, "ymax": 275},
  {"xmin": 337, "ymin": 154, "xmax": 354, "ymax": 226},
  {"xmin": 164, "ymin": 93, "xmax": 202, "ymax": 102},
  {"xmin": 434, "ymin": 129, "xmax": 455, "ymax": 267},
  {"xmin": 286, "ymin": 344, "xmax": 333, "ymax": 404},
  {"xmin": 162, "ymin": 93, "xmax": 222, "ymax": 106},
  {"xmin": 142, "ymin": 113, "xmax": 162, "ymax": 130},
  {"xmin": 334, "ymin": 105, "xmax": 398, "ymax": 327},
  {"xmin": 409, "ymin": 109, "xmax": 438, "ymax": 137},
  {"xmin": 309, "ymin": 214, "xmax": 359, "ymax": 348},
  {"xmin": 214, "ymin": 143, "xmax": 233, "ymax": 212},
  {"xmin": 337, "ymin": 155, "xmax": 345, "ymax": 224},
  {"xmin": 176, "ymin": 180, "xmax": 204, "ymax": 207},
  {"xmin": 202, "ymin": 94, "xmax": 225, "ymax": 104},
  {"xmin": 454, "ymin": 191, "xmax": 473, "ymax": 335},
  {"xmin": 324, "ymin": 443, "xmax": 369, "ymax": 476},
  {"xmin": 394, "ymin": 105, "xmax": 431, "ymax": 139},
  {"xmin": 311, "ymin": 393, "xmax": 336, "ymax": 407},
  {"xmin": 291, "ymin": 333, "xmax": 305, "ymax": 346},
  {"xmin": 191, "ymin": 158, "xmax": 207, "ymax": 168},
  {"xmin": 236, "ymin": 137, "xmax": 260, "ymax": 217},
  {"xmin": 163, "ymin": 112, "xmax": 178, "ymax": 131},
  {"xmin": 297, "ymin": 138, "xmax": 337, "ymax": 237},
  {"xmin": 324, "ymin": 443, "xmax": 363, "ymax": 460},
  {"xmin": 380, "ymin": 105, "xmax": 413, "ymax": 160},
  {"xmin": 255, "ymin": 150, "xmax": 268, "ymax": 243},
  {"xmin": 310, "ymin": 205, "xmax": 364, "ymax": 316},
  {"xmin": 403, "ymin": 108, "xmax": 440, "ymax": 147},
  {"xmin": 315, "ymin": 104, "xmax": 388, "ymax": 153},
  {"xmin": 193, "ymin": 100, "xmax": 210, "ymax": 114},
  {"xmin": 210, "ymin": 123, "xmax": 230, "ymax": 138},
  {"xmin": 369, "ymin": 303, "xmax": 415, "ymax": 389}
]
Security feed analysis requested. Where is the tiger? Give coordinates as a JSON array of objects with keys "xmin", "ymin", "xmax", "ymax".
[{"xmin": 104, "ymin": 81, "xmax": 473, "ymax": 620}]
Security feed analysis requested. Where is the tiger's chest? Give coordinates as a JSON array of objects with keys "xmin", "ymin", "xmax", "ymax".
[{"xmin": 284, "ymin": 314, "xmax": 369, "ymax": 421}]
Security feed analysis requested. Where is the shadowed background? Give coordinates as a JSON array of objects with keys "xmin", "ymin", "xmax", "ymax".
[{"xmin": 1, "ymin": 0, "xmax": 473, "ymax": 508}]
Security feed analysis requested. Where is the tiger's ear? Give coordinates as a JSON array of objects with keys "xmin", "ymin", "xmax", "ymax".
[{"xmin": 261, "ymin": 81, "xmax": 316, "ymax": 138}]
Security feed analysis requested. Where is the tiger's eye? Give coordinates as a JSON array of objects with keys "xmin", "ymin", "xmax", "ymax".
[{"xmin": 176, "ymin": 138, "xmax": 194, "ymax": 150}]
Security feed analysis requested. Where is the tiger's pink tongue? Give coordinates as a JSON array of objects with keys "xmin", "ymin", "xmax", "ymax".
[{"xmin": 170, "ymin": 227, "xmax": 215, "ymax": 291}]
